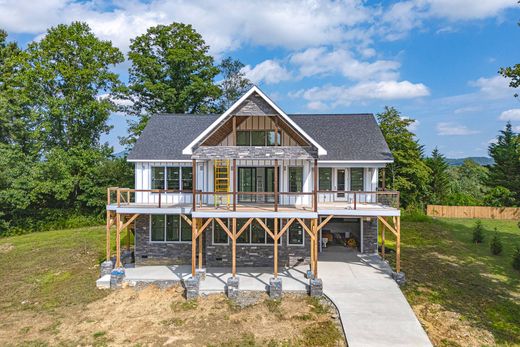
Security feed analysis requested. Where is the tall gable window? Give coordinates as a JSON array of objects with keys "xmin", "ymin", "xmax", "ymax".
[{"xmin": 151, "ymin": 166, "xmax": 192, "ymax": 190}]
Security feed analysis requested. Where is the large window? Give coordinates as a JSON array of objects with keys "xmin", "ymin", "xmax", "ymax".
[
  {"xmin": 213, "ymin": 220, "xmax": 229, "ymax": 244},
  {"xmin": 350, "ymin": 168, "xmax": 364, "ymax": 191},
  {"xmin": 151, "ymin": 166, "xmax": 192, "ymax": 190},
  {"xmin": 319, "ymin": 168, "xmax": 332, "ymax": 191},
  {"xmin": 150, "ymin": 214, "xmax": 191, "ymax": 242},
  {"xmin": 287, "ymin": 220, "xmax": 304, "ymax": 245},
  {"xmin": 233, "ymin": 219, "xmax": 281, "ymax": 245},
  {"xmin": 289, "ymin": 167, "xmax": 303, "ymax": 192},
  {"xmin": 236, "ymin": 130, "xmax": 280, "ymax": 146}
]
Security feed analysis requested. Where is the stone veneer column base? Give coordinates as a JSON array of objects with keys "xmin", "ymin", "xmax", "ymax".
[
  {"xmin": 226, "ymin": 277, "xmax": 239, "ymax": 300},
  {"xmin": 184, "ymin": 277, "xmax": 200, "ymax": 300},
  {"xmin": 392, "ymin": 271, "xmax": 406, "ymax": 286},
  {"xmin": 309, "ymin": 278, "xmax": 323, "ymax": 297},
  {"xmin": 269, "ymin": 277, "xmax": 282, "ymax": 299},
  {"xmin": 110, "ymin": 267, "xmax": 125, "ymax": 289},
  {"xmin": 100, "ymin": 260, "xmax": 114, "ymax": 277},
  {"xmin": 195, "ymin": 268, "xmax": 206, "ymax": 281}
]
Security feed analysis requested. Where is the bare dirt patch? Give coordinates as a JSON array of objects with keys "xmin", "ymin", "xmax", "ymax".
[
  {"xmin": 0, "ymin": 243, "xmax": 14, "ymax": 254},
  {"xmin": 0, "ymin": 285, "xmax": 346, "ymax": 346},
  {"xmin": 412, "ymin": 302, "xmax": 495, "ymax": 347}
]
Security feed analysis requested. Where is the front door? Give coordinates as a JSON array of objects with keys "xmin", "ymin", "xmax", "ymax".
[
  {"xmin": 238, "ymin": 167, "xmax": 278, "ymax": 203},
  {"xmin": 238, "ymin": 167, "xmax": 256, "ymax": 202},
  {"xmin": 336, "ymin": 169, "xmax": 346, "ymax": 200}
]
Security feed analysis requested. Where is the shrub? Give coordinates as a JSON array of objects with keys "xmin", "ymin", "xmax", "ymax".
[
  {"xmin": 472, "ymin": 220, "xmax": 485, "ymax": 244},
  {"xmin": 512, "ymin": 245, "xmax": 520, "ymax": 271},
  {"xmin": 489, "ymin": 231, "xmax": 503, "ymax": 255}
]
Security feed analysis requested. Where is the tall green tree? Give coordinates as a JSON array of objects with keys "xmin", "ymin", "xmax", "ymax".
[
  {"xmin": 425, "ymin": 147, "xmax": 450, "ymax": 204},
  {"xmin": 377, "ymin": 107, "xmax": 431, "ymax": 208},
  {"xmin": 487, "ymin": 122, "xmax": 520, "ymax": 205},
  {"xmin": 123, "ymin": 23, "xmax": 221, "ymax": 146},
  {"xmin": 12, "ymin": 22, "xmax": 124, "ymax": 152},
  {"xmin": 217, "ymin": 57, "xmax": 253, "ymax": 111},
  {"xmin": 445, "ymin": 159, "xmax": 489, "ymax": 206}
]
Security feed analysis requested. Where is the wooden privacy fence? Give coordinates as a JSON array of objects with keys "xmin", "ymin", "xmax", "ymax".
[{"xmin": 427, "ymin": 205, "xmax": 520, "ymax": 220}]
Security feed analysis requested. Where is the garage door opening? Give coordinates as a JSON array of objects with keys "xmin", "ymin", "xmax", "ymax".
[{"xmin": 320, "ymin": 217, "xmax": 362, "ymax": 253}]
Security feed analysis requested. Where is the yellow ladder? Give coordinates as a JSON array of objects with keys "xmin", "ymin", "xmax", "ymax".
[{"xmin": 214, "ymin": 159, "xmax": 230, "ymax": 208}]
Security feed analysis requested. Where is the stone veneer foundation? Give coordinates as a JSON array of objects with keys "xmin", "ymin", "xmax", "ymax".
[{"xmin": 133, "ymin": 215, "xmax": 378, "ymax": 266}]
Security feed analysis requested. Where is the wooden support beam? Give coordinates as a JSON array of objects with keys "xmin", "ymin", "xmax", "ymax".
[
  {"xmin": 195, "ymin": 217, "xmax": 214, "ymax": 239},
  {"xmin": 310, "ymin": 231, "xmax": 315, "ymax": 275},
  {"xmin": 236, "ymin": 218, "xmax": 253, "ymax": 239},
  {"xmin": 106, "ymin": 210, "xmax": 111, "ymax": 261},
  {"xmin": 255, "ymin": 218, "xmax": 275, "ymax": 240},
  {"xmin": 278, "ymin": 217, "xmax": 295, "ymax": 238},
  {"xmin": 378, "ymin": 216, "xmax": 398, "ymax": 237},
  {"xmin": 313, "ymin": 219, "xmax": 319, "ymax": 278},
  {"xmin": 274, "ymin": 218, "xmax": 279, "ymax": 277},
  {"xmin": 232, "ymin": 218, "xmax": 237, "ymax": 277},
  {"xmin": 180, "ymin": 214, "xmax": 192, "ymax": 226},
  {"xmin": 297, "ymin": 218, "xmax": 314, "ymax": 239},
  {"xmin": 115, "ymin": 213, "xmax": 121, "ymax": 267},
  {"xmin": 317, "ymin": 215, "xmax": 334, "ymax": 231},
  {"xmin": 191, "ymin": 217, "xmax": 197, "ymax": 277},
  {"xmin": 215, "ymin": 217, "xmax": 233, "ymax": 239},
  {"xmin": 198, "ymin": 219, "xmax": 203, "ymax": 270},
  {"xmin": 121, "ymin": 213, "xmax": 139, "ymax": 231},
  {"xmin": 396, "ymin": 216, "xmax": 401, "ymax": 273}
]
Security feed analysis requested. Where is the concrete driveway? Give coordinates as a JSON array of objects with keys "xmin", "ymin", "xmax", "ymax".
[{"xmin": 319, "ymin": 246, "xmax": 432, "ymax": 347}]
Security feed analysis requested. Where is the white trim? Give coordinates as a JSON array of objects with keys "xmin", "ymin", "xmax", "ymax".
[{"xmin": 182, "ymin": 86, "xmax": 327, "ymax": 156}]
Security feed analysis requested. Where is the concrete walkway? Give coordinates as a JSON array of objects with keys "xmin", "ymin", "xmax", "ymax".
[{"xmin": 319, "ymin": 246, "xmax": 432, "ymax": 347}]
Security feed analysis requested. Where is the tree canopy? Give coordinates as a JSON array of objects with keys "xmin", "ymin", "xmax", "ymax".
[
  {"xmin": 377, "ymin": 107, "xmax": 431, "ymax": 208},
  {"xmin": 425, "ymin": 147, "xmax": 450, "ymax": 204}
]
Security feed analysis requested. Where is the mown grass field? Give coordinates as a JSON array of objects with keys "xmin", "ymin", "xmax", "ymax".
[
  {"xmin": 384, "ymin": 217, "xmax": 520, "ymax": 347},
  {"xmin": 0, "ymin": 226, "xmax": 344, "ymax": 346}
]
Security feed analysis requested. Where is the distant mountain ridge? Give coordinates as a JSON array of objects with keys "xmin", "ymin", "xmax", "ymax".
[{"xmin": 446, "ymin": 157, "xmax": 494, "ymax": 166}]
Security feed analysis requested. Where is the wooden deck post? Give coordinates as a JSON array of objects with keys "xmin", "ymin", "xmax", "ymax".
[
  {"xmin": 381, "ymin": 220, "xmax": 385, "ymax": 259},
  {"xmin": 191, "ymin": 217, "xmax": 197, "ymax": 277},
  {"xmin": 192, "ymin": 159, "xmax": 196, "ymax": 211},
  {"xmin": 106, "ymin": 210, "xmax": 111, "ymax": 261},
  {"xmin": 198, "ymin": 219, "xmax": 203, "ymax": 270},
  {"xmin": 232, "ymin": 218, "xmax": 237, "ymax": 277},
  {"xmin": 274, "ymin": 218, "xmax": 278, "ymax": 277},
  {"xmin": 233, "ymin": 159, "xmax": 237, "ymax": 212},
  {"xmin": 274, "ymin": 159, "xmax": 279, "ymax": 212},
  {"xmin": 313, "ymin": 159, "xmax": 318, "ymax": 212},
  {"xmin": 313, "ymin": 219, "xmax": 318, "ymax": 278},
  {"xmin": 115, "ymin": 213, "xmax": 121, "ymax": 267},
  {"xmin": 126, "ymin": 221, "xmax": 131, "ymax": 251},
  {"xmin": 396, "ymin": 216, "xmax": 401, "ymax": 273}
]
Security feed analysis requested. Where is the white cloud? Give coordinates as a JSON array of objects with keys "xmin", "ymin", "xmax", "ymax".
[
  {"xmin": 499, "ymin": 108, "xmax": 520, "ymax": 121},
  {"xmin": 436, "ymin": 122, "xmax": 480, "ymax": 136},
  {"xmin": 469, "ymin": 75, "xmax": 513, "ymax": 99},
  {"xmin": 290, "ymin": 47, "xmax": 400, "ymax": 81},
  {"xmin": 242, "ymin": 60, "xmax": 291, "ymax": 85},
  {"xmin": 402, "ymin": 117, "xmax": 420, "ymax": 132},
  {"xmin": 299, "ymin": 80, "xmax": 430, "ymax": 108},
  {"xmin": 513, "ymin": 125, "xmax": 520, "ymax": 132},
  {"xmin": 425, "ymin": 0, "xmax": 515, "ymax": 20},
  {"xmin": 454, "ymin": 106, "xmax": 481, "ymax": 114}
]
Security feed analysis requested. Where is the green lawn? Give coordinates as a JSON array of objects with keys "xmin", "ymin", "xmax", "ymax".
[{"xmin": 385, "ymin": 217, "xmax": 520, "ymax": 346}]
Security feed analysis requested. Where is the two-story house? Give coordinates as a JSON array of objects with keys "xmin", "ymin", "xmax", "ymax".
[{"xmin": 104, "ymin": 86, "xmax": 401, "ymax": 294}]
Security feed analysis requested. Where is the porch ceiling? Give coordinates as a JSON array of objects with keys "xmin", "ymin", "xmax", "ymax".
[{"xmin": 191, "ymin": 145, "xmax": 318, "ymax": 160}]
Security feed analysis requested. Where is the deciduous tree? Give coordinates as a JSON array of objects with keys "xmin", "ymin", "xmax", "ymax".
[{"xmin": 216, "ymin": 57, "xmax": 253, "ymax": 111}]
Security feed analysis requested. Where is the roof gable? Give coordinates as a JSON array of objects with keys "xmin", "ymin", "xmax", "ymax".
[{"xmin": 182, "ymin": 86, "xmax": 327, "ymax": 156}]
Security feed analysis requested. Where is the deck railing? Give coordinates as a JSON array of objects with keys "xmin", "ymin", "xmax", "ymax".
[{"xmin": 108, "ymin": 187, "xmax": 399, "ymax": 211}]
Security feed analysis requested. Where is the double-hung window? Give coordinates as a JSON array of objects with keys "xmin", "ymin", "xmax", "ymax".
[
  {"xmin": 150, "ymin": 215, "xmax": 192, "ymax": 242},
  {"xmin": 287, "ymin": 220, "xmax": 304, "ymax": 245},
  {"xmin": 151, "ymin": 166, "xmax": 193, "ymax": 191},
  {"xmin": 350, "ymin": 168, "xmax": 364, "ymax": 191},
  {"xmin": 233, "ymin": 218, "xmax": 281, "ymax": 245},
  {"xmin": 213, "ymin": 219, "xmax": 229, "ymax": 244}
]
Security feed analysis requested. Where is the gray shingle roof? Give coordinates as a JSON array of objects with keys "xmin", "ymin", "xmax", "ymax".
[{"xmin": 127, "ymin": 113, "xmax": 393, "ymax": 162}]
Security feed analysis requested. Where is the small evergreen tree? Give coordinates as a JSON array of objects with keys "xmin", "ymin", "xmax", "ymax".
[
  {"xmin": 489, "ymin": 231, "xmax": 503, "ymax": 255},
  {"xmin": 472, "ymin": 220, "xmax": 485, "ymax": 244},
  {"xmin": 425, "ymin": 147, "xmax": 450, "ymax": 204},
  {"xmin": 512, "ymin": 245, "xmax": 520, "ymax": 271}
]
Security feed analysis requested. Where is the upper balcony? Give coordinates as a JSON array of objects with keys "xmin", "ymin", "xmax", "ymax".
[{"xmin": 107, "ymin": 187, "xmax": 400, "ymax": 217}]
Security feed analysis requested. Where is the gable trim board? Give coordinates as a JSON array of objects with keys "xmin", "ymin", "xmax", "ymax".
[{"xmin": 182, "ymin": 86, "xmax": 327, "ymax": 156}]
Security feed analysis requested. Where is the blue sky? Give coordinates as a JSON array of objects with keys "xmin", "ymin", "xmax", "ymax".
[{"xmin": 1, "ymin": 0, "xmax": 519, "ymax": 157}]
